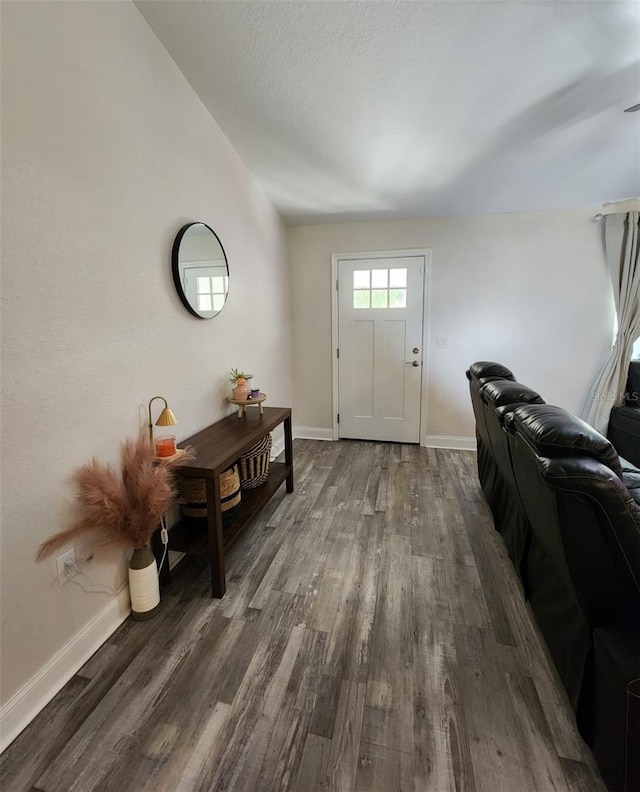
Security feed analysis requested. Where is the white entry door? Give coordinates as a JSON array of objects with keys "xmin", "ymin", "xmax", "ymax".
[{"xmin": 337, "ymin": 255, "xmax": 425, "ymax": 443}]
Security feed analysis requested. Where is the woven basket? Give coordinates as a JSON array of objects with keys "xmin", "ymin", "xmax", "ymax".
[
  {"xmin": 177, "ymin": 465, "xmax": 241, "ymax": 526},
  {"xmin": 238, "ymin": 434, "xmax": 272, "ymax": 489}
]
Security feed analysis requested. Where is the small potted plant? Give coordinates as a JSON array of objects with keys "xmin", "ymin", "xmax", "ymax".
[{"xmin": 229, "ymin": 368, "xmax": 251, "ymax": 401}]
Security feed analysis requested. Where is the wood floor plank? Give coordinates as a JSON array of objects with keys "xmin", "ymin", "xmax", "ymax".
[
  {"xmin": 453, "ymin": 623, "xmax": 571, "ymax": 792},
  {"xmin": 327, "ymin": 680, "xmax": 366, "ymax": 792},
  {"xmin": 362, "ymin": 442, "xmax": 388, "ymax": 515},
  {"xmin": 322, "ymin": 513, "xmax": 384, "ymax": 682},
  {"xmin": 503, "ymin": 670, "xmax": 571, "ymax": 791},
  {"xmin": 294, "ymin": 733, "xmax": 332, "ymax": 792},
  {"xmin": 258, "ymin": 627, "xmax": 329, "ymax": 791},
  {"xmin": 560, "ymin": 757, "xmax": 609, "ymax": 792},
  {"xmin": 411, "ymin": 555, "xmax": 452, "ymax": 623},
  {"xmin": 2, "ymin": 440, "xmax": 606, "ymax": 792},
  {"xmin": 309, "ymin": 673, "xmax": 342, "ymax": 740},
  {"xmin": 172, "ymin": 701, "xmax": 230, "ymax": 792},
  {"xmin": 360, "ymin": 532, "xmax": 413, "ymax": 752},
  {"xmin": 442, "ymin": 509, "xmax": 492, "ymax": 630},
  {"xmin": 354, "ymin": 742, "xmax": 414, "ymax": 792},
  {"xmin": 193, "ymin": 593, "xmax": 311, "ymax": 791},
  {"xmin": 412, "ymin": 601, "xmax": 475, "ymax": 791},
  {"xmin": 384, "ymin": 458, "xmax": 412, "ymax": 536},
  {"xmin": 459, "ymin": 497, "xmax": 518, "ymax": 646},
  {"xmin": 410, "ymin": 495, "xmax": 448, "ymax": 559}
]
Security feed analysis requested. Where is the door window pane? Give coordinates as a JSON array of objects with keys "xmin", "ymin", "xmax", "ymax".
[
  {"xmin": 353, "ymin": 290, "xmax": 371, "ymax": 309},
  {"xmin": 353, "ymin": 270, "xmax": 370, "ymax": 289},
  {"xmin": 211, "ymin": 276, "xmax": 225, "ymax": 293},
  {"xmin": 389, "ymin": 289, "xmax": 407, "ymax": 308},
  {"xmin": 197, "ymin": 276, "xmax": 211, "ymax": 294},
  {"xmin": 371, "ymin": 289, "xmax": 388, "ymax": 308},
  {"xmin": 389, "ymin": 268, "xmax": 407, "ymax": 288},
  {"xmin": 371, "ymin": 269, "xmax": 388, "ymax": 288}
]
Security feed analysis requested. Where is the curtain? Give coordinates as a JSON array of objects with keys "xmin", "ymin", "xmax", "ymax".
[{"xmin": 583, "ymin": 211, "xmax": 640, "ymax": 435}]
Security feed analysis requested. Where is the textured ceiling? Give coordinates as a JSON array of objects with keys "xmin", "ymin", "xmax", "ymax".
[{"xmin": 136, "ymin": 1, "xmax": 640, "ymax": 225}]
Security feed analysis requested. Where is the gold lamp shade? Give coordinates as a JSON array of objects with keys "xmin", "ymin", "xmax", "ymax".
[
  {"xmin": 148, "ymin": 396, "xmax": 179, "ymax": 443},
  {"xmin": 155, "ymin": 406, "xmax": 178, "ymax": 427}
]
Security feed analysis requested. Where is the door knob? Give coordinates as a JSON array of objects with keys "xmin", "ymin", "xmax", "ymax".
[{"xmin": 405, "ymin": 360, "xmax": 420, "ymax": 367}]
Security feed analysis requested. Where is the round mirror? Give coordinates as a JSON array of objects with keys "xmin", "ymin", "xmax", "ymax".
[{"xmin": 172, "ymin": 223, "xmax": 229, "ymax": 319}]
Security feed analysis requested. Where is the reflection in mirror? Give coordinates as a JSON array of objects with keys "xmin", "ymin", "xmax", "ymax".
[{"xmin": 172, "ymin": 223, "xmax": 229, "ymax": 319}]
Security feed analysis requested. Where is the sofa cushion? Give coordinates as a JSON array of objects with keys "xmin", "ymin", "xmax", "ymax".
[
  {"xmin": 481, "ymin": 379, "xmax": 545, "ymax": 407},
  {"xmin": 514, "ymin": 404, "xmax": 623, "ymax": 480},
  {"xmin": 621, "ymin": 464, "xmax": 640, "ymax": 506},
  {"xmin": 467, "ymin": 361, "xmax": 515, "ymax": 382}
]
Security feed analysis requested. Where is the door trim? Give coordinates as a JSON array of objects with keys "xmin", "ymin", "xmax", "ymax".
[{"xmin": 331, "ymin": 249, "xmax": 432, "ymax": 445}]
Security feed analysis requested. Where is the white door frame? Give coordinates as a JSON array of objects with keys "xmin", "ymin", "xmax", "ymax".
[{"xmin": 331, "ymin": 249, "xmax": 432, "ymax": 446}]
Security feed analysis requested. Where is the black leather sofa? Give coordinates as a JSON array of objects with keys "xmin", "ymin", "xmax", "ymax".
[
  {"xmin": 466, "ymin": 361, "xmax": 516, "ymax": 508},
  {"xmin": 480, "ymin": 379, "xmax": 545, "ymax": 582},
  {"xmin": 466, "ymin": 362, "xmax": 640, "ymax": 792},
  {"xmin": 608, "ymin": 360, "xmax": 640, "ymax": 468}
]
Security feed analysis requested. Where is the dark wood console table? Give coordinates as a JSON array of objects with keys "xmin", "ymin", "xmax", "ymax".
[{"xmin": 157, "ymin": 406, "xmax": 293, "ymax": 598}]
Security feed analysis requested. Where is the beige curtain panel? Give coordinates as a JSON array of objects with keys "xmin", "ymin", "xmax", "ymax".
[{"xmin": 583, "ymin": 210, "xmax": 640, "ymax": 434}]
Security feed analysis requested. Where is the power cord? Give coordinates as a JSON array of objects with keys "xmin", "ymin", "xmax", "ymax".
[
  {"xmin": 158, "ymin": 514, "xmax": 169, "ymax": 578},
  {"xmin": 68, "ymin": 556, "xmax": 127, "ymax": 596}
]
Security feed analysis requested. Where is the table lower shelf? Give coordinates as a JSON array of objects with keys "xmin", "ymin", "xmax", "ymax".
[{"xmin": 167, "ymin": 461, "xmax": 290, "ymax": 557}]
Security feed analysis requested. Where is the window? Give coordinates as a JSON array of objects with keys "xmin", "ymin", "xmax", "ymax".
[
  {"xmin": 353, "ymin": 268, "xmax": 407, "ymax": 309},
  {"xmin": 196, "ymin": 275, "xmax": 227, "ymax": 313}
]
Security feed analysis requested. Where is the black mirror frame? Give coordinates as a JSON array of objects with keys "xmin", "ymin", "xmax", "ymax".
[{"xmin": 171, "ymin": 222, "xmax": 229, "ymax": 319}]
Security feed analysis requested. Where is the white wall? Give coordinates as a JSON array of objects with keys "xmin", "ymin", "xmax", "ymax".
[
  {"xmin": 288, "ymin": 210, "xmax": 613, "ymax": 440},
  {"xmin": 1, "ymin": 0, "xmax": 291, "ymax": 738}
]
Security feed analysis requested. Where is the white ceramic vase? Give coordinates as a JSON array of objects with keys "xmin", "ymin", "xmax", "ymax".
[{"xmin": 128, "ymin": 544, "xmax": 160, "ymax": 620}]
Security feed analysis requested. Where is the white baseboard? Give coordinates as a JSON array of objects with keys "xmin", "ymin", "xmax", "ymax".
[
  {"xmin": 270, "ymin": 436, "xmax": 285, "ymax": 461},
  {"xmin": 293, "ymin": 426, "xmax": 334, "ymax": 441},
  {"xmin": 0, "ymin": 586, "xmax": 131, "ymax": 752},
  {"xmin": 425, "ymin": 435, "xmax": 477, "ymax": 451}
]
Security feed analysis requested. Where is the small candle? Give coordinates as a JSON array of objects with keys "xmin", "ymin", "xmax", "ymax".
[
  {"xmin": 250, "ymin": 388, "xmax": 260, "ymax": 399},
  {"xmin": 155, "ymin": 436, "xmax": 176, "ymax": 457}
]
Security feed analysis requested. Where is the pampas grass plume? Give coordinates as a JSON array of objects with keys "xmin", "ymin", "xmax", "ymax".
[{"xmin": 36, "ymin": 432, "xmax": 193, "ymax": 560}]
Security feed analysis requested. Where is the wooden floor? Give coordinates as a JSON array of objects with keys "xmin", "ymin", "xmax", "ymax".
[{"xmin": 1, "ymin": 440, "xmax": 606, "ymax": 792}]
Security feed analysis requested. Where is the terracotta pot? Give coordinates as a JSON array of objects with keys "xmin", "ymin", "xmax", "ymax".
[{"xmin": 232, "ymin": 384, "xmax": 249, "ymax": 401}]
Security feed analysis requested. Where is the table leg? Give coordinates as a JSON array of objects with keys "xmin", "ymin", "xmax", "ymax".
[
  {"xmin": 205, "ymin": 476, "xmax": 226, "ymax": 598},
  {"xmin": 284, "ymin": 414, "xmax": 294, "ymax": 493}
]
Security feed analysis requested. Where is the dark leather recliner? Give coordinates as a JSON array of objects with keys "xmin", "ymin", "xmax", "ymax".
[
  {"xmin": 479, "ymin": 379, "xmax": 544, "ymax": 582},
  {"xmin": 507, "ymin": 404, "xmax": 640, "ymax": 792},
  {"xmin": 465, "ymin": 362, "xmax": 515, "ymax": 507}
]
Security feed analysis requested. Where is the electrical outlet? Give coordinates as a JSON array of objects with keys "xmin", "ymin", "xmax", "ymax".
[
  {"xmin": 56, "ymin": 548, "xmax": 77, "ymax": 586},
  {"xmin": 437, "ymin": 336, "xmax": 449, "ymax": 348}
]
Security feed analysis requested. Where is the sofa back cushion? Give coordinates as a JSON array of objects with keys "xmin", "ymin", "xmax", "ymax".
[
  {"xmin": 513, "ymin": 403, "xmax": 623, "ymax": 480},
  {"xmin": 481, "ymin": 379, "xmax": 545, "ymax": 408},
  {"xmin": 466, "ymin": 361, "xmax": 515, "ymax": 382}
]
